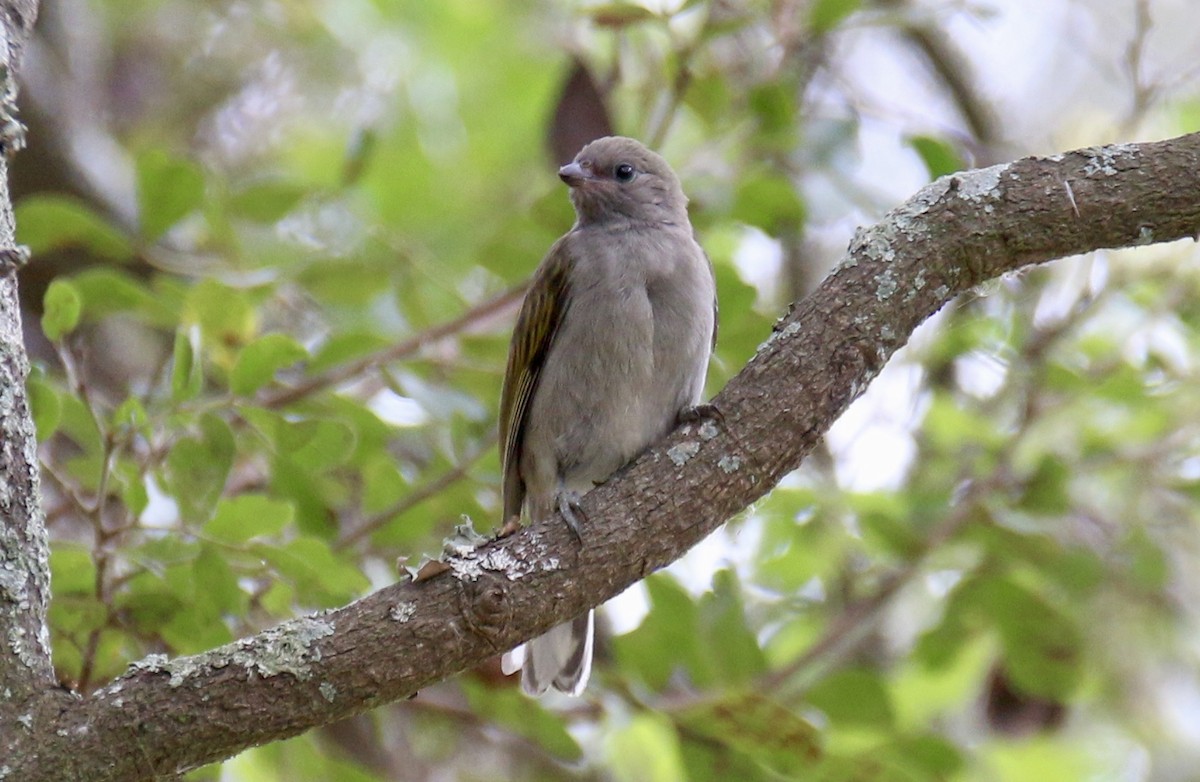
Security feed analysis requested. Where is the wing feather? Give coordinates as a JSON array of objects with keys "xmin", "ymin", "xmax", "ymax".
[
  {"xmin": 498, "ymin": 239, "xmax": 573, "ymax": 522},
  {"xmin": 705, "ymin": 249, "xmax": 719, "ymax": 351}
]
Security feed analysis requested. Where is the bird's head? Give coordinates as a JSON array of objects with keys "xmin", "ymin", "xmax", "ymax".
[{"xmin": 558, "ymin": 136, "xmax": 688, "ymax": 227}]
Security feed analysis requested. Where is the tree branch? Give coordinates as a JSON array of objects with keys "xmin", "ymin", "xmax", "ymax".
[
  {"xmin": 0, "ymin": 0, "xmax": 52, "ymax": 725},
  {"xmin": 5, "ymin": 132, "xmax": 1200, "ymax": 779}
]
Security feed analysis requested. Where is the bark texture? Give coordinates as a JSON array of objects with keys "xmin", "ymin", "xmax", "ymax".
[{"xmin": 0, "ymin": 0, "xmax": 54, "ymax": 739}]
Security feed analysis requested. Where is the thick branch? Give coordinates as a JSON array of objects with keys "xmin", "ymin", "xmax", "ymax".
[
  {"xmin": 0, "ymin": 0, "xmax": 36, "ymax": 79},
  {"xmin": 0, "ymin": 0, "xmax": 51, "ymax": 719},
  {"xmin": 8, "ymin": 133, "xmax": 1200, "ymax": 779}
]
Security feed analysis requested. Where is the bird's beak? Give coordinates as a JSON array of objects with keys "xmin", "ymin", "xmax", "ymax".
[{"xmin": 558, "ymin": 161, "xmax": 595, "ymax": 187}]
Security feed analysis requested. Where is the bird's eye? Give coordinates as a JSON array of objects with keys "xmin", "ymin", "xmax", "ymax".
[{"xmin": 614, "ymin": 163, "xmax": 636, "ymax": 182}]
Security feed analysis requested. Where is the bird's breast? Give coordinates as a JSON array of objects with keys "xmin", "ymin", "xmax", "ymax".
[{"xmin": 521, "ymin": 230, "xmax": 713, "ymax": 495}]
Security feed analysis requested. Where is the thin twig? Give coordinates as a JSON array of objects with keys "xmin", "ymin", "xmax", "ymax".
[
  {"xmin": 260, "ymin": 284, "xmax": 527, "ymax": 409},
  {"xmin": 336, "ymin": 437, "xmax": 495, "ymax": 550}
]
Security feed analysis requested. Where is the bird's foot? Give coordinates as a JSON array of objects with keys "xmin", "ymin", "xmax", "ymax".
[
  {"xmin": 677, "ymin": 402, "xmax": 723, "ymax": 426},
  {"xmin": 496, "ymin": 515, "xmax": 523, "ymax": 538},
  {"xmin": 556, "ymin": 490, "xmax": 586, "ymax": 542}
]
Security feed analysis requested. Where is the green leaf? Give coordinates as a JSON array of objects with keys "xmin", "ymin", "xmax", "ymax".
[
  {"xmin": 613, "ymin": 575, "xmax": 704, "ymax": 689},
  {"xmin": 606, "ymin": 713, "xmax": 686, "ymax": 782},
  {"xmin": 1017, "ymin": 455, "xmax": 1071, "ymax": 515},
  {"xmin": 240, "ymin": 407, "xmax": 343, "ymax": 535},
  {"xmin": 747, "ymin": 83, "xmax": 796, "ymax": 142},
  {"xmin": 41, "ymin": 279, "xmax": 82, "ymax": 341},
  {"xmin": 757, "ymin": 496, "xmax": 836, "ymax": 594},
  {"xmin": 683, "ymin": 72, "xmax": 733, "ymax": 127},
  {"xmin": 26, "ymin": 372, "xmax": 62, "ymax": 439},
  {"xmin": 15, "ymin": 195, "xmax": 134, "ymax": 261},
  {"xmin": 855, "ymin": 492, "xmax": 923, "ymax": 558},
  {"xmin": 157, "ymin": 556, "xmax": 236, "ymax": 653},
  {"xmin": 809, "ymin": 0, "xmax": 862, "ymax": 32},
  {"xmin": 362, "ymin": 453, "xmax": 407, "ymax": 513},
  {"xmin": 112, "ymin": 397, "xmax": 150, "ymax": 438},
  {"xmin": 959, "ymin": 577, "xmax": 1084, "ymax": 700},
  {"xmin": 194, "ymin": 543, "xmax": 245, "ymax": 615},
  {"xmin": 835, "ymin": 735, "xmax": 967, "ymax": 781},
  {"xmin": 676, "ymin": 692, "xmax": 822, "ymax": 774},
  {"xmin": 1124, "ymin": 527, "xmax": 1168, "ymax": 591},
  {"xmin": 113, "ymin": 458, "xmax": 150, "ymax": 518},
  {"xmin": 205, "ymin": 494, "xmax": 294, "ymax": 544},
  {"xmin": 362, "ymin": 453, "xmax": 472, "ymax": 546},
  {"xmin": 50, "ymin": 545, "xmax": 96, "ymax": 596},
  {"xmin": 806, "ymin": 668, "xmax": 896, "ymax": 727},
  {"xmin": 731, "ymin": 171, "xmax": 805, "ymax": 235},
  {"xmin": 987, "ymin": 733, "xmax": 1094, "ymax": 780},
  {"xmin": 171, "ymin": 327, "xmax": 202, "ymax": 402},
  {"xmin": 259, "ymin": 580, "xmax": 295, "ymax": 618},
  {"xmin": 710, "ymin": 257, "xmax": 774, "ymax": 375},
  {"xmin": 118, "ymin": 570, "xmax": 186, "ymax": 636},
  {"xmin": 164, "ymin": 414, "xmax": 236, "ymax": 523},
  {"xmin": 253, "ymin": 536, "xmax": 368, "ymax": 605},
  {"xmin": 923, "ymin": 391, "xmax": 1005, "ymax": 452},
  {"xmin": 308, "ymin": 330, "xmax": 390, "ymax": 373},
  {"xmin": 230, "ymin": 333, "xmax": 308, "ymax": 396},
  {"xmin": 162, "ymin": 605, "xmax": 235, "ymax": 654},
  {"xmin": 277, "ymin": 419, "xmax": 357, "ymax": 473},
  {"xmin": 228, "ymin": 179, "xmax": 308, "ymax": 223},
  {"xmin": 679, "ymin": 735, "xmax": 770, "ymax": 782},
  {"xmin": 185, "ymin": 278, "xmax": 256, "ymax": 349},
  {"xmin": 697, "ymin": 570, "xmax": 767, "ymax": 685},
  {"xmin": 71, "ymin": 268, "xmax": 177, "ymax": 324},
  {"xmin": 55, "ymin": 394, "xmax": 104, "ymax": 489},
  {"xmin": 907, "ymin": 134, "xmax": 966, "ymax": 179},
  {"xmin": 894, "ymin": 735, "xmax": 965, "ymax": 777},
  {"xmin": 238, "ymin": 405, "xmax": 283, "ymax": 443},
  {"xmin": 299, "ymin": 255, "xmax": 396, "ymax": 308},
  {"xmin": 49, "ymin": 593, "xmax": 110, "ymax": 687},
  {"xmin": 136, "ymin": 149, "xmax": 205, "ymax": 240}
]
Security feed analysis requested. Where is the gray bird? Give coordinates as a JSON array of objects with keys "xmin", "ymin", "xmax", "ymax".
[{"xmin": 498, "ymin": 136, "xmax": 717, "ymax": 696}]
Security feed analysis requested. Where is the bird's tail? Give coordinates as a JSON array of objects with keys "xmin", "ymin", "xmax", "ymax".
[{"xmin": 501, "ymin": 610, "xmax": 594, "ymax": 696}]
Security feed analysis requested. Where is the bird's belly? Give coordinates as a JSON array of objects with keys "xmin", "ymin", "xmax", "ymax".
[
  {"xmin": 555, "ymin": 386, "xmax": 676, "ymax": 490},
  {"xmin": 522, "ymin": 288, "xmax": 705, "ymax": 494}
]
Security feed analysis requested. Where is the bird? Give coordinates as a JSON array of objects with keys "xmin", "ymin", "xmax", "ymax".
[{"xmin": 498, "ymin": 136, "xmax": 717, "ymax": 695}]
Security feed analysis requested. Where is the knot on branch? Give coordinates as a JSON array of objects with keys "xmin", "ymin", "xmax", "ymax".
[{"xmin": 459, "ymin": 575, "xmax": 511, "ymax": 645}]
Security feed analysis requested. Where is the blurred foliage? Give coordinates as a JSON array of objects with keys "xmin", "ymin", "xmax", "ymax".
[{"xmin": 15, "ymin": 0, "xmax": 1200, "ymax": 780}]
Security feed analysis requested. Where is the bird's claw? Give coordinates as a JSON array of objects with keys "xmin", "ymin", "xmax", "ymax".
[
  {"xmin": 677, "ymin": 402, "xmax": 723, "ymax": 426},
  {"xmin": 557, "ymin": 491, "xmax": 585, "ymax": 542},
  {"xmin": 497, "ymin": 515, "xmax": 523, "ymax": 538}
]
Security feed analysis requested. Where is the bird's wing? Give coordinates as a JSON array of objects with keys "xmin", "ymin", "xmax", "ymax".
[
  {"xmin": 498, "ymin": 237, "xmax": 574, "ymax": 522},
  {"xmin": 707, "ymin": 250, "xmax": 719, "ymax": 352},
  {"xmin": 712, "ymin": 297, "xmax": 719, "ymax": 352}
]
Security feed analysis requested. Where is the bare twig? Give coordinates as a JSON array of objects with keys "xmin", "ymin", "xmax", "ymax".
[
  {"xmin": 336, "ymin": 437, "xmax": 496, "ymax": 550},
  {"xmin": 259, "ymin": 283, "xmax": 526, "ymax": 409}
]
